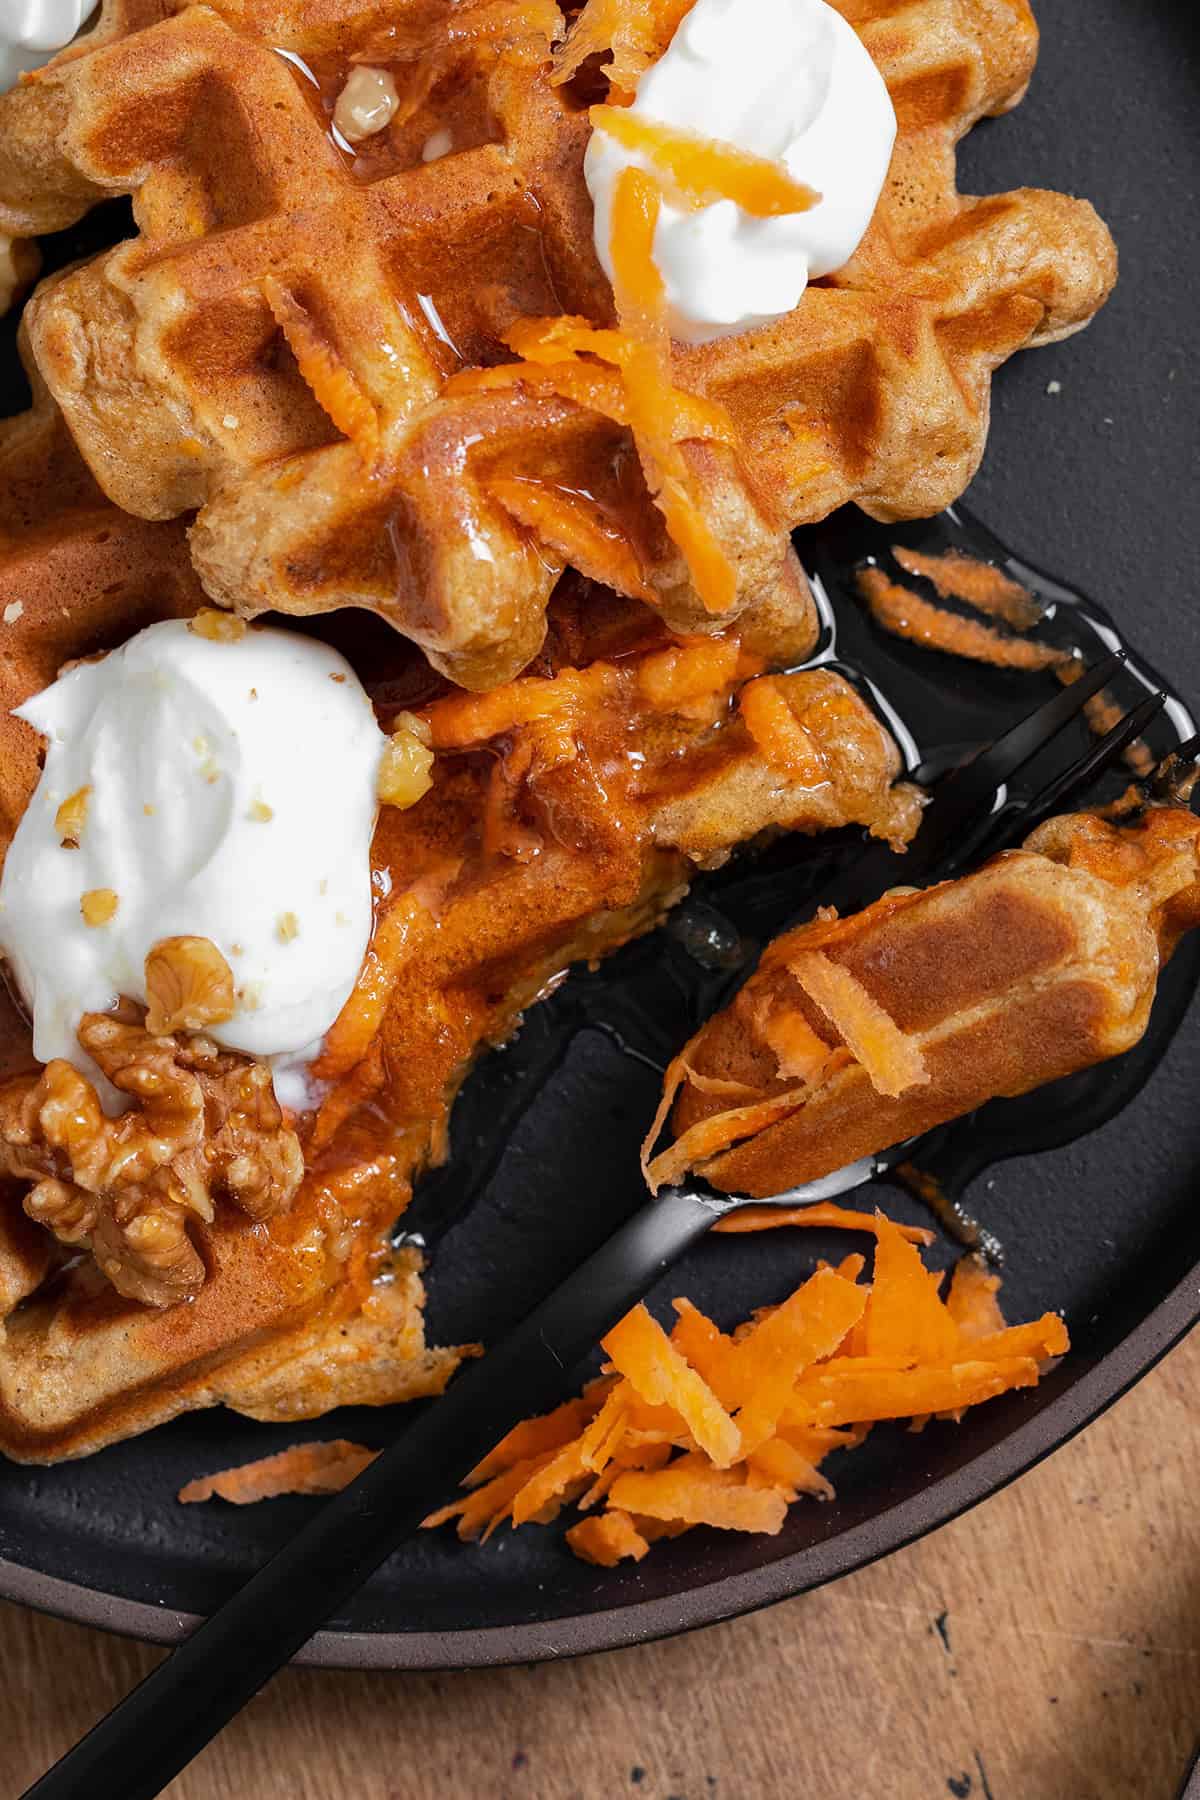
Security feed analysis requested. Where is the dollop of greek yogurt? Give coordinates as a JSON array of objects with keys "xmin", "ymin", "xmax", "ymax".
[
  {"xmin": 0, "ymin": 618, "xmax": 387, "ymax": 1109},
  {"xmin": 0, "ymin": 0, "xmax": 99, "ymax": 90},
  {"xmin": 585, "ymin": 0, "xmax": 897, "ymax": 344}
]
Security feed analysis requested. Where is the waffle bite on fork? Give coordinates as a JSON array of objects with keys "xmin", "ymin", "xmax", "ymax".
[
  {"xmin": 0, "ymin": 458, "xmax": 917, "ymax": 1458},
  {"xmin": 647, "ymin": 808, "xmax": 1200, "ymax": 1199},
  {"xmin": 0, "ymin": 0, "xmax": 1115, "ymax": 688}
]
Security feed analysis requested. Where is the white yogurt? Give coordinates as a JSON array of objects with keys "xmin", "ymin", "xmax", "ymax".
[
  {"xmin": 585, "ymin": 0, "xmax": 896, "ymax": 343},
  {"xmin": 0, "ymin": 618, "xmax": 387, "ymax": 1106}
]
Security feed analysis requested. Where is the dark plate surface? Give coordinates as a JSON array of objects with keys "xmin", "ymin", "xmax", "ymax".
[{"xmin": 0, "ymin": 0, "xmax": 1198, "ymax": 1670}]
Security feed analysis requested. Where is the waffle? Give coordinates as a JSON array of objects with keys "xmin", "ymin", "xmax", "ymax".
[
  {"xmin": 0, "ymin": 0, "xmax": 1115, "ymax": 687},
  {"xmin": 0, "ymin": 481, "xmax": 916, "ymax": 1458},
  {"xmin": 658, "ymin": 808, "xmax": 1200, "ymax": 1198}
]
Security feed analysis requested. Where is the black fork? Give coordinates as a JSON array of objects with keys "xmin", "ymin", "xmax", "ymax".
[{"xmin": 24, "ymin": 661, "xmax": 1179, "ymax": 1800}]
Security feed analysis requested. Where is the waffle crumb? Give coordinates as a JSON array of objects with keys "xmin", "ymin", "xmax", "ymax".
[
  {"xmin": 188, "ymin": 608, "xmax": 247, "ymax": 642},
  {"xmin": 80, "ymin": 889, "xmax": 118, "ymax": 927},
  {"xmin": 276, "ymin": 911, "xmax": 300, "ymax": 943},
  {"xmin": 248, "ymin": 796, "xmax": 274, "ymax": 823},
  {"xmin": 378, "ymin": 714, "xmax": 435, "ymax": 809},
  {"xmin": 334, "ymin": 66, "xmax": 400, "ymax": 144},
  {"xmin": 145, "ymin": 936, "xmax": 236, "ymax": 1035},
  {"xmin": 55, "ymin": 785, "xmax": 91, "ymax": 848}
]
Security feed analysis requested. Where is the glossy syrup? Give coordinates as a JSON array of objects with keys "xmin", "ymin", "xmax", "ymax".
[{"xmin": 401, "ymin": 505, "xmax": 1200, "ymax": 1256}]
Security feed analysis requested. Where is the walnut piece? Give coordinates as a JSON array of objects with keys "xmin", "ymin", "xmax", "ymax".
[
  {"xmin": 80, "ymin": 888, "xmax": 118, "ymax": 926},
  {"xmin": 378, "ymin": 714, "xmax": 434, "ymax": 810},
  {"xmin": 55, "ymin": 785, "xmax": 91, "ymax": 848},
  {"xmin": 0, "ymin": 1016, "xmax": 304, "ymax": 1307},
  {"xmin": 188, "ymin": 607, "xmax": 248, "ymax": 642},
  {"xmin": 333, "ymin": 66, "xmax": 400, "ymax": 143},
  {"xmin": 144, "ymin": 935, "xmax": 236, "ymax": 1035}
]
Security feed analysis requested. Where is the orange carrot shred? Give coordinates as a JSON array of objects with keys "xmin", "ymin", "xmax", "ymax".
[
  {"xmin": 789, "ymin": 950, "xmax": 929, "ymax": 1099},
  {"xmin": 609, "ymin": 1461, "xmax": 788, "ymax": 1534},
  {"xmin": 566, "ymin": 1509, "xmax": 651, "ymax": 1566},
  {"xmin": 713, "ymin": 1202, "xmax": 934, "ymax": 1245},
  {"xmin": 603, "ymin": 1304, "xmax": 740, "ymax": 1467},
  {"xmin": 262, "ymin": 277, "xmax": 381, "ymax": 465},
  {"xmin": 465, "ymin": 1380, "xmax": 614, "ymax": 1485},
  {"xmin": 726, "ymin": 1268, "xmax": 867, "ymax": 1449},
  {"xmin": 738, "ymin": 677, "xmax": 827, "ymax": 785},
  {"xmin": 178, "ymin": 1440, "xmax": 376, "ymax": 1505},
  {"xmin": 944, "ymin": 1256, "xmax": 1007, "ymax": 1342},
  {"xmin": 864, "ymin": 1211, "xmax": 960, "ymax": 1365},
  {"xmin": 591, "ymin": 107, "xmax": 819, "ymax": 216}
]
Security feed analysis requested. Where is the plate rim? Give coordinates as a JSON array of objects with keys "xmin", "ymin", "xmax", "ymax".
[{"xmin": 2, "ymin": 1250, "xmax": 1195, "ymax": 1670}]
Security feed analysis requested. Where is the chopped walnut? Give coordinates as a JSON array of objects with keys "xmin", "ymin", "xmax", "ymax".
[
  {"xmin": 80, "ymin": 888, "xmax": 118, "ymax": 926},
  {"xmin": 144, "ymin": 936, "xmax": 236, "ymax": 1035},
  {"xmin": 188, "ymin": 608, "xmax": 248, "ymax": 642},
  {"xmin": 333, "ymin": 66, "xmax": 400, "ymax": 143},
  {"xmin": 378, "ymin": 714, "xmax": 435, "ymax": 810},
  {"xmin": 0, "ymin": 1016, "xmax": 304, "ymax": 1308},
  {"xmin": 55, "ymin": 785, "xmax": 91, "ymax": 848}
]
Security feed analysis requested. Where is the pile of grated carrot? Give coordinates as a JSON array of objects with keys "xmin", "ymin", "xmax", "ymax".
[{"xmin": 179, "ymin": 1214, "xmax": 1067, "ymax": 1566}]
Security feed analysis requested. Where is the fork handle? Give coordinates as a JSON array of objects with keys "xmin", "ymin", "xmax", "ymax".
[{"xmin": 24, "ymin": 1186, "xmax": 721, "ymax": 1800}]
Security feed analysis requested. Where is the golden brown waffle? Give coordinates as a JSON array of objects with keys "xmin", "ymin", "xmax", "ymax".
[
  {"xmin": 661, "ymin": 809, "xmax": 1200, "ymax": 1198},
  {"xmin": 0, "ymin": 0, "xmax": 1115, "ymax": 687},
  {"xmin": 0, "ymin": 505, "xmax": 916, "ymax": 1457}
]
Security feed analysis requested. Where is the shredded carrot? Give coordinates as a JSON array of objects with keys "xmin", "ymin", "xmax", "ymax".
[
  {"xmin": 488, "ymin": 475, "xmax": 656, "ymax": 601},
  {"xmin": 312, "ymin": 891, "xmax": 435, "ymax": 1082},
  {"xmin": 466, "ymin": 1381, "xmax": 613, "ymax": 1485},
  {"xmin": 785, "ymin": 1358, "xmax": 1038, "ymax": 1429},
  {"xmin": 591, "ymin": 107, "xmax": 819, "ymax": 216},
  {"xmin": 747, "ymin": 1435, "xmax": 833, "ymax": 1502},
  {"xmin": 510, "ymin": 1438, "xmax": 590, "ymax": 1526},
  {"xmin": 964, "ymin": 1317, "xmax": 1070, "ymax": 1365},
  {"xmin": 864, "ymin": 1211, "xmax": 960, "ymax": 1364},
  {"xmin": 567, "ymin": 1509, "xmax": 651, "ymax": 1566},
  {"xmin": 604, "ymin": 1304, "xmax": 740, "ymax": 1467},
  {"xmin": 750, "ymin": 993, "xmax": 831, "ymax": 1084},
  {"xmin": 261, "ymin": 277, "xmax": 380, "ymax": 466},
  {"xmin": 856, "ymin": 567, "xmax": 1066, "ymax": 672},
  {"xmin": 891, "ymin": 547, "xmax": 1041, "ymax": 630},
  {"xmin": 728, "ymin": 1268, "xmax": 867, "ymax": 1450},
  {"xmin": 550, "ymin": 0, "xmax": 695, "ymax": 97},
  {"xmin": 643, "ymin": 1086, "xmax": 808, "ymax": 1194},
  {"xmin": 789, "ymin": 951, "xmax": 929, "ymax": 1100},
  {"xmin": 178, "ymin": 1440, "xmax": 376, "ymax": 1505},
  {"xmin": 636, "ymin": 638, "xmax": 744, "ymax": 712},
  {"xmin": 944, "ymin": 1255, "xmax": 1007, "ymax": 1341},
  {"xmin": 186, "ymin": 1234, "xmax": 1067, "ymax": 1570},
  {"xmin": 713, "ymin": 1202, "xmax": 934, "ymax": 1244},
  {"xmin": 609, "ymin": 167, "xmax": 738, "ymax": 613},
  {"xmin": 419, "ymin": 663, "xmax": 619, "ymax": 751},
  {"xmin": 738, "ymin": 677, "xmax": 827, "ymax": 786},
  {"xmin": 609, "ymin": 1460, "xmax": 788, "ymax": 1534}
]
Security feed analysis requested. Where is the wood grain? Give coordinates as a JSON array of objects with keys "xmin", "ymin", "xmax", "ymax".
[{"xmin": 3, "ymin": 1329, "xmax": 1198, "ymax": 1800}]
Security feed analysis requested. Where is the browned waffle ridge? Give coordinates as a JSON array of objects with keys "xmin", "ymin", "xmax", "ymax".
[{"xmin": 0, "ymin": 0, "xmax": 1116, "ymax": 688}]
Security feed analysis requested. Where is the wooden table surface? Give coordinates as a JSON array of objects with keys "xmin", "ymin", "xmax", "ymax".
[{"xmin": 3, "ymin": 1328, "xmax": 1198, "ymax": 1800}]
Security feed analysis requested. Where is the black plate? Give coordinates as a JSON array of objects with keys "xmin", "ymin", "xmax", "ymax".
[{"xmin": 1, "ymin": 0, "xmax": 1198, "ymax": 1670}]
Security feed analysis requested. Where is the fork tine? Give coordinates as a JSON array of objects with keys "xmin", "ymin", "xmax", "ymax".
[
  {"xmin": 908, "ymin": 650, "xmax": 1126, "ymax": 859},
  {"xmin": 934, "ymin": 650, "xmax": 1125, "ymax": 813},
  {"xmin": 985, "ymin": 690, "xmax": 1167, "ymax": 856}
]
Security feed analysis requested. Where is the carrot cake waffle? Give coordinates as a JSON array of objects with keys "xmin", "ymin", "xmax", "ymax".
[{"xmin": 0, "ymin": 0, "xmax": 1115, "ymax": 687}]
